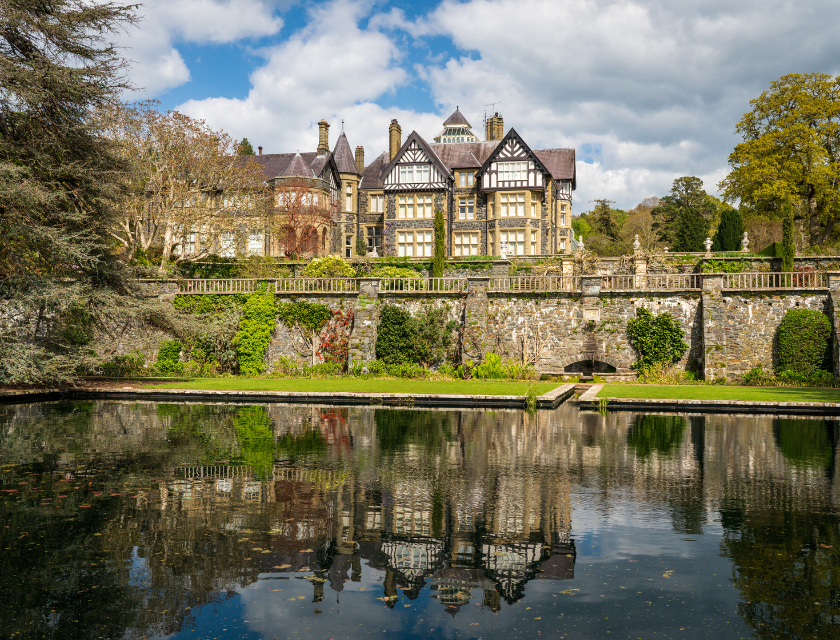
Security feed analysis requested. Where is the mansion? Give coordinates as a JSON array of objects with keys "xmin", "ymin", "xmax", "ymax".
[{"xmin": 250, "ymin": 108, "xmax": 576, "ymax": 258}]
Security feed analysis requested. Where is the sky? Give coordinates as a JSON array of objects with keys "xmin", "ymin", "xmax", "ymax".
[{"xmin": 118, "ymin": 0, "xmax": 840, "ymax": 210}]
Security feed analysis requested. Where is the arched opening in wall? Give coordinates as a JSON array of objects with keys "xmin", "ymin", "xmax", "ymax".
[
  {"xmin": 300, "ymin": 226, "xmax": 318, "ymax": 257},
  {"xmin": 564, "ymin": 360, "xmax": 617, "ymax": 374}
]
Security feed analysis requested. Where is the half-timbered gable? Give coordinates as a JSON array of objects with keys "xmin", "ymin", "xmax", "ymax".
[
  {"xmin": 381, "ymin": 132, "xmax": 451, "ymax": 191},
  {"xmin": 476, "ymin": 129, "xmax": 550, "ymax": 191}
]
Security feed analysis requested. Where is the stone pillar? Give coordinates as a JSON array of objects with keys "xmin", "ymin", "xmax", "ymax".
[
  {"xmin": 580, "ymin": 276, "xmax": 601, "ymax": 322},
  {"xmin": 633, "ymin": 254, "xmax": 647, "ymax": 288},
  {"xmin": 461, "ymin": 277, "xmax": 491, "ymax": 362},
  {"xmin": 349, "ymin": 278, "xmax": 379, "ymax": 367},
  {"xmin": 701, "ymin": 273, "xmax": 727, "ymax": 380}
]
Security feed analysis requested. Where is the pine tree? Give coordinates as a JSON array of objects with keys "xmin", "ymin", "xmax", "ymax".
[
  {"xmin": 433, "ymin": 209, "xmax": 445, "ymax": 278},
  {"xmin": 672, "ymin": 209, "xmax": 709, "ymax": 252},
  {"xmin": 237, "ymin": 138, "xmax": 255, "ymax": 156},
  {"xmin": 712, "ymin": 208, "xmax": 743, "ymax": 251},
  {"xmin": 782, "ymin": 202, "xmax": 795, "ymax": 271}
]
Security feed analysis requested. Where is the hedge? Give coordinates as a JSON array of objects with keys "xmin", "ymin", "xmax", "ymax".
[{"xmin": 777, "ymin": 308, "xmax": 831, "ymax": 377}]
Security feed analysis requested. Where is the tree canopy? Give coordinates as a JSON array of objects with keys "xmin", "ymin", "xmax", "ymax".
[
  {"xmin": 237, "ymin": 138, "xmax": 255, "ymax": 156},
  {"xmin": 720, "ymin": 73, "xmax": 840, "ymax": 247}
]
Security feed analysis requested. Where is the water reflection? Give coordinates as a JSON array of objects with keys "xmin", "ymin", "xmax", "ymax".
[{"xmin": 1, "ymin": 401, "xmax": 839, "ymax": 639}]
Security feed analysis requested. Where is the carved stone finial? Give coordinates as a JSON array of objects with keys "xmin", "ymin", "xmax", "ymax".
[
  {"xmin": 633, "ymin": 233, "xmax": 641, "ymax": 252},
  {"xmin": 704, "ymin": 237, "xmax": 713, "ymax": 257},
  {"xmin": 741, "ymin": 231, "xmax": 749, "ymax": 253},
  {"xmin": 578, "ymin": 234, "xmax": 585, "ymax": 252},
  {"xmin": 499, "ymin": 240, "xmax": 509, "ymax": 260}
]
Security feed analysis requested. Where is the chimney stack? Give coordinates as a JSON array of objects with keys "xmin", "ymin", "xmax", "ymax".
[
  {"xmin": 389, "ymin": 119, "xmax": 402, "ymax": 162},
  {"xmin": 317, "ymin": 119, "xmax": 330, "ymax": 156},
  {"xmin": 355, "ymin": 146, "xmax": 365, "ymax": 173},
  {"xmin": 258, "ymin": 145, "xmax": 263, "ymax": 156},
  {"xmin": 485, "ymin": 112, "xmax": 504, "ymax": 141}
]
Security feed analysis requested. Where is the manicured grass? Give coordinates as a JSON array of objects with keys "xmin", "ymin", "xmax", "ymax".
[
  {"xmin": 597, "ymin": 384, "xmax": 840, "ymax": 403},
  {"xmin": 145, "ymin": 378, "xmax": 559, "ymax": 396}
]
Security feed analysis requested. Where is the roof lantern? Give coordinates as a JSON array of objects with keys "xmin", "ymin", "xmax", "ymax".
[{"xmin": 434, "ymin": 106, "xmax": 479, "ymax": 144}]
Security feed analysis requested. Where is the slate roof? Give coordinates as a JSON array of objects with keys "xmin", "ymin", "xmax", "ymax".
[
  {"xmin": 443, "ymin": 106, "xmax": 471, "ymax": 127},
  {"xmin": 533, "ymin": 148, "xmax": 576, "ymax": 183},
  {"xmin": 332, "ymin": 132, "xmax": 360, "ymax": 174},
  {"xmin": 247, "ymin": 152, "xmax": 317, "ymax": 179},
  {"xmin": 359, "ymin": 151, "xmax": 388, "ymax": 189},
  {"xmin": 280, "ymin": 151, "xmax": 313, "ymax": 177},
  {"xmin": 429, "ymin": 141, "xmax": 499, "ymax": 169}
]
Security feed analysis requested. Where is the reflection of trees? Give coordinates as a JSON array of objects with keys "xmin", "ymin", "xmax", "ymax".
[
  {"xmin": 721, "ymin": 511, "xmax": 840, "ymax": 639},
  {"xmin": 774, "ymin": 419, "xmax": 834, "ymax": 470},
  {"xmin": 627, "ymin": 415, "xmax": 686, "ymax": 458}
]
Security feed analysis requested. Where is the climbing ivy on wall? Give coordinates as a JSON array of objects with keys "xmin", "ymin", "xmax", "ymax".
[
  {"xmin": 276, "ymin": 301, "xmax": 332, "ymax": 333},
  {"xmin": 626, "ymin": 308, "xmax": 688, "ymax": 373},
  {"xmin": 234, "ymin": 288, "xmax": 277, "ymax": 375},
  {"xmin": 174, "ymin": 294, "xmax": 247, "ymax": 314}
]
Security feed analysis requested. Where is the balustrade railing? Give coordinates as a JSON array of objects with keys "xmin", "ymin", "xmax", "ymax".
[
  {"xmin": 489, "ymin": 276, "xmax": 581, "ymax": 292},
  {"xmin": 721, "ymin": 272, "xmax": 827, "ymax": 290},
  {"xmin": 378, "ymin": 277, "xmax": 467, "ymax": 292},
  {"xmin": 600, "ymin": 274, "xmax": 702, "ymax": 291},
  {"xmin": 275, "ymin": 278, "xmax": 359, "ymax": 293},
  {"xmin": 178, "ymin": 278, "xmax": 262, "ymax": 294}
]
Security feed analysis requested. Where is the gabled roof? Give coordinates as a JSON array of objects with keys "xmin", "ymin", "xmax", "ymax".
[
  {"xmin": 533, "ymin": 148, "xmax": 576, "ymax": 188},
  {"xmin": 280, "ymin": 151, "xmax": 312, "ymax": 178},
  {"xmin": 429, "ymin": 141, "xmax": 500, "ymax": 169},
  {"xmin": 476, "ymin": 127, "xmax": 549, "ymax": 177},
  {"xmin": 359, "ymin": 151, "xmax": 388, "ymax": 189},
  {"xmin": 443, "ymin": 106, "xmax": 471, "ymax": 127},
  {"xmin": 332, "ymin": 131, "xmax": 360, "ymax": 175},
  {"xmin": 380, "ymin": 130, "xmax": 452, "ymax": 182}
]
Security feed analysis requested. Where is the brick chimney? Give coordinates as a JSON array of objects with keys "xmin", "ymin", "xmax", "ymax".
[
  {"xmin": 317, "ymin": 119, "xmax": 330, "ymax": 156},
  {"xmin": 258, "ymin": 145, "xmax": 262, "ymax": 156},
  {"xmin": 389, "ymin": 119, "xmax": 402, "ymax": 162},
  {"xmin": 355, "ymin": 146, "xmax": 365, "ymax": 173},
  {"xmin": 485, "ymin": 112, "xmax": 504, "ymax": 141}
]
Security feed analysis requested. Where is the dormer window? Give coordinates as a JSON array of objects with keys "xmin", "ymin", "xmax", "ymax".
[
  {"xmin": 498, "ymin": 161, "xmax": 527, "ymax": 181},
  {"xmin": 399, "ymin": 165, "xmax": 430, "ymax": 183}
]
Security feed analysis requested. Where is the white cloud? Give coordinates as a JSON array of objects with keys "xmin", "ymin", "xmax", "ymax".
[{"xmin": 119, "ymin": 0, "xmax": 286, "ymax": 96}]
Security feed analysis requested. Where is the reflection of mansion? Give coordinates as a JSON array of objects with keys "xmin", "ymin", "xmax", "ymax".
[{"xmin": 244, "ymin": 109, "xmax": 577, "ymax": 258}]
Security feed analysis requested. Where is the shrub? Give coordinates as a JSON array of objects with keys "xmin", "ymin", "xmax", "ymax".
[
  {"xmin": 356, "ymin": 237, "xmax": 367, "ymax": 257},
  {"xmin": 637, "ymin": 362, "xmax": 698, "ymax": 385},
  {"xmin": 473, "ymin": 352, "xmax": 505, "ymax": 379},
  {"xmin": 433, "ymin": 209, "xmax": 445, "ymax": 278},
  {"xmin": 276, "ymin": 301, "xmax": 332, "ymax": 334},
  {"xmin": 375, "ymin": 305, "xmax": 414, "ymax": 364},
  {"xmin": 777, "ymin": 308, "xmax": 831, "ymax": 377},
  {"xmin": 156, "ymin": 340, "xmax": 183, "ymax": 374},
  {"xmin": 626, "ymin": 308, "xmax": 688, "ymax": 373},
  {"xmin": 302, "ymin": 255, "xmax": 354, "ymax": 278},
  {"xmin": 234, "ymin": 288, "xmax": 277, "ymax": 375},
  {"xmin": 371, "ymin": 266, "xmax": 421, "ymax": 279},
  {"xmin": 100, "ymin": 350, "xmax": 148, "ymax": 377}
]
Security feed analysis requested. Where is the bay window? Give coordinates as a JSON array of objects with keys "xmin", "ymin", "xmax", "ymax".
[
  {"xmin": 500, "ymin": 193, "xmax": 525, "ymax": 217},
  {"xmin": 397, "ymin": 230, "xmax": 433, "ymax": 257},
  {"xmin": 454, "ymin": 232, "xmax": 479, "ymax": 256},
  {"xmin": 500, "ymin": 230, "xmax": 525, "ymax": 255},
  {"xmin": 399, "ymin": 195, "xmax": 433, "ymax": 218}
]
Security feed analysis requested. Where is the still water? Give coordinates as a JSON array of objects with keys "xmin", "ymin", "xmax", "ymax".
[{"xmin": 1, "ymin": 401, "xmax": 839, "ymax": 639}]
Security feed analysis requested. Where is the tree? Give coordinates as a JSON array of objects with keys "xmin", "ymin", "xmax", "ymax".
[
  {"xmin": 100, "ymin": 101, "xmax": 270, "ymax": 268},
  {"xmin": 720, "ymin": 73, "xmax": 840, "ymax": 247},
  {"xmin": 651, "ymin": 177, "xmax": 715, "ymax": 247},
  {"xmin": 268, "ymin": 177, "xmax": 336, "ymax": 258},
  {"xmin": 237, "ymin": 138, "xmax": 255, "ymax": 156},
  {"xmin": 673, "ymin": 208, "xmax": 709, "ymax": 252},
  {"xmin": 0, "ymin": 0, "xmax": 140, "ymax": 383},
  {"xmin": 711, "ymin": 208, "xmax": 743, "ymax": 251},
  {"xmin": 433, "ymin": 209, "xmax": 445, "ymax": 277},
  {"xmin": 782, "ymin": 202, "xmax": 795, "ymax": 271},
  {"xmin": 620, "ymin": 209, "xmax": 659, "ymax": 251}
]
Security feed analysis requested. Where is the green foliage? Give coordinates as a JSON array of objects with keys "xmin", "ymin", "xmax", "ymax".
[
  {"xmin": 636, "ymin": 362, "xmax": 698, "ymax": 384},
  {"xmin": 433, "ymin": 209, "xmax": 446, "ymax": 277},
  {"xmin": 777, "ymin": 309, "xmax": 831, "ymax": 377},
  {"xmin": 371, "ymin": 266, "xmax": 421, "ymax": 279},
  {"xmin": 56, "ymin": 302, "xmax": 94, "ymax": 347},
  {"xmin": 472, "ymin": 352, "xmax": 537, "ymax": 380},
  {"xmin": 702, "ymin": 259, "xmax": 754, "ymax": 273},
  {"xmin": 375, "ymin": 304, "xmax": 456, "ymax": 366},
  {"xmin": 234, "ymin": 288, "xmax": 276, "ymax": 375},
  {"xmin": 156, "ymin": 340, "xmax": 183, "ymax": 374},
  {"xmin": 356, "ymin": 237, "xmax": 367, "ymax": 257},
  {"xmin": 301, "ymin": 255, "xmax": 354, "ymax": 278},
  {"xmin": 174, "ymin": 294, "xmax": 247, "ymax": 314},
  {"xmin": 651, "ymin": 177, "xmax": 715, "ymax": 246},
  {"xmin": 782, "ymin": 202, "xmax": 795, "ymax": 271},
  {"xmin": 277, "ymin": 428, "xmax": 327, "ymax": 460},
  {"xmin": 237, "ymin": 138, "xmax": 255, "ymax": 155},
  {"xmin": 100, "ymin": 350, "xmax": 148, "ymax": 377},
  {"xmin": 626, "ymin": 308, "xmax": 689, "ymax": 373},
  {"xmin": 571, "ymin": 216, "xmax": 591, "ymax": 240},
  {"xmin": 375, "ymin": 305, "xmax": 414, "ymax": 365},
  {"xmin": 627, "ymin": 415, "xmax": 687, "ymax": 458},
  {"xmin": 351, "ymin": 360, "xmax": 428, "ymax": 379},
  {"xmin": 672, "ymin": 208, "xmax": 709, "ymax": 251},
  {"xmin": 232, "ymin": 406, "xmax": 275, "ymax": 471},
  {"xmin": 237, "ymin": 255, "xmax": 286, "ymax": 279},
  {"xmin": 712, "ymin": 208, "xmax": 743, "ymax": 251},
  {"xmin": 276, "ymin": 301, "xmax": 331, "ymax": 333},
  {"xmin": 742, "ymin": 365, "xmax": 836, "ymax": 388}
]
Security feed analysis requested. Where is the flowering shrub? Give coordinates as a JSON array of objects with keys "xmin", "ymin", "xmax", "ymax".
[
  {"xmin": 301, "ymin": 255, "xmax": 354, "ymax": 278},
  {"xmin": 317, "ymin": 309, "xmax": 353, "ymax": 366}
]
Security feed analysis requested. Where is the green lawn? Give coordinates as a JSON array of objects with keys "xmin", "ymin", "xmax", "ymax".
[
  {"xmin": 597, "ymin": 384, "xmax": 840, "ymax": 403},
  {"xmin": 145, "ymin": 378, "xmax": 560, "ymax": 396}
]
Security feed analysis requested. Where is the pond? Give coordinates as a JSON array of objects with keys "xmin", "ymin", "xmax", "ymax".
[{"xmin": 1, "ymin": 401, "xmax": 839, "ymax": 639}]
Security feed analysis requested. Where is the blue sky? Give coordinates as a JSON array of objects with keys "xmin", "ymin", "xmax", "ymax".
[{"xmin": 119, "ymin": 0, "xmax": 840, "ymax": 209}]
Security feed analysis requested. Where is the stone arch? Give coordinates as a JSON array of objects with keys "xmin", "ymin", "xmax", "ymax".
[{"xmin": 557, "ymin": 353, "xmax": 628, "ymax": 373}]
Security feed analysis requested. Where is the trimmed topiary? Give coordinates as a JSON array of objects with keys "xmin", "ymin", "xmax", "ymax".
[
  {"xmin": 375, "ymin": 305, "xmax": 415, "ymax": 364},
  {"xmin": 776, "ymin": 308, "xmax": 831, "ymax": 377}
]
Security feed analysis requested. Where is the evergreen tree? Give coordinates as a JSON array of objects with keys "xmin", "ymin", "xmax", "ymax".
[
  {"xmin": 237, "ymin": 138, "xmax": 255, "ymax": 156},
  {"xmin": 782, "ymin": 202, "xmax": 795, "ymax": 271},
  {"xmin": 652, "ymin": 177, "xmax": 715, "ymax": 247},
  {"xmin": 672, "ymin": 209, "xmax": 709, "ymax": 252},
  {"xmin": 712, "ymin": 208, "xmax": 743, "ymax": 251},
  {"xmin": 433, "ymin": 209, "xmax": 445, "ymax": 278}
]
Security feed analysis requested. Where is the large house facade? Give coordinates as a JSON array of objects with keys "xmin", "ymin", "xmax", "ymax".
[{"xmin": 248, "ymin": 109, "xmax": 576, "ymax": 258}]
